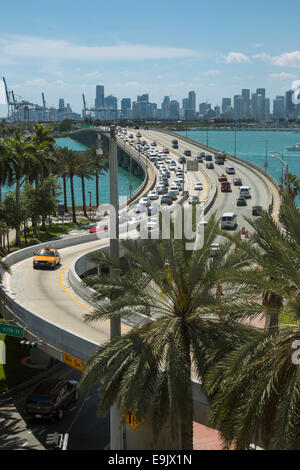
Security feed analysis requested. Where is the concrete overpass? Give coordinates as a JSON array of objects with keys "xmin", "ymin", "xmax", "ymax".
[{"xmin": 0, "ymin": 128, "xmax": 280, "ymax": 447}]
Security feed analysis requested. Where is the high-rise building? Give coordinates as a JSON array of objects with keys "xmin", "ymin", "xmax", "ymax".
[
  {"xmin": 221, "ymin": 98, "xmax": 231, "ymax": 114},
  {"xmin": 188, "ymin": 90, "xmax": 196, "ymax": 113},
  {"xmin": 286, "ymin": 90, "xmax": 297, "ymax": 119},
  {"xmin": 241, "ymin": 89, "xmax": 250, "ymax": 118},
  {"xmin": 137, "ymin": 94, "xmax": 149, "ymax": 103},
  {"xmin": 58, "ymin": 98, "xmax": 65, "ymax": 110},
  {"xmin": 273, "ymin": 96, "xmax": 285, "ymax": 119},
  {"xmin": 265, "ymin": 98, "xmax": 270, "ymax": 116},
  {"xmin": 161, "ymin": 96, "xmax": 171, "ymax": 119},
  {"xmin": 234, "ymin": 95, "xmax": 245, "ymax": 120},
  {"xmin": 170, "ymin": 100, "xmax": 180, "ymax": 120},
  {"xmin": 121, "ymin": 98, "xmax": 131, "ymax": 118},
  {"xmin": 95, "ymin": 85, "xmax": 104, "ymax": 109},
  {"xmin": 199, "ymin": 102, "xmax": 211, "ymax": 115},
  {"xmin": 214, "ymin": 105, "xmax": 221, "ymax": 118}
]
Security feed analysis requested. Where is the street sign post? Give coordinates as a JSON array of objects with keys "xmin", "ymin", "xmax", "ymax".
[
  {"xmin": 122, "ymin": 410, "xmax": 145, "ymax": 431},
  {"xmin": 62, "ymin": 352, "xmax": 83, "ymax": 371},
  {"xmin": 0, "ymin": 323, "xmax": 23, "ymax": 338},
  {"xmin": 186, "ymin": 161, "xmax": 199, "ymax": 172}
]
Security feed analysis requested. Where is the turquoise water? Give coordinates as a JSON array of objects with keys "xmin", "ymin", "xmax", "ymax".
[
  {"xmin": 2, "ymin": 137, "xmax": 142, "ymax": 206},
  {"xmin": 177, "ymin": 129, "xmax": 300, "ymax": 203}
]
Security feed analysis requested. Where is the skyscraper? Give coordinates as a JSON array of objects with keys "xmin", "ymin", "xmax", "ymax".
[
  {"xmin": 273, "ymin": 96, "xmax": 285, "ymax": 119},
  {"xmin": 188, "ymin": 91, "xmax": 196, "ymax": 113},
  {"xmin": 241, "ymin": 89, "xmax": 250, "ymax": 118},
  {"xmin": 58, "ymin": 98, "xmax": 65, "ymax": 110},
  {"xmin": 95, "ymin": 85, "xmax": 104, "ymax": 109},
  {"xmin": 222, "ymin": 98, "xmax": 231, "ymax": 114},
  {"xmin": 121, "ymin": 98, "xmax": 131, "ymax": 118}
]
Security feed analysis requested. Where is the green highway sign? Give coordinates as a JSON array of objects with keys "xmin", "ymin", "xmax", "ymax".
[{"xmin": 0, "ymin": 323, "xmax": 24, "ymax": 338}]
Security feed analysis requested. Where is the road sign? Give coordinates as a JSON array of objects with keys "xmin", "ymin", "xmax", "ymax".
[
  {"xmin": 62, "ymin": 352, "xmax": 83, "ymax": 371},
  {"xmin": 0, "ymin": 323, "xmax": 24, "ymax": 338},
  {"xmin": 186, "ymin": 161, "xmax": 198, "ymax": 171},
  {"xmin": 123, "ymin": 410, "xmax": 144, "ymax": 430}
]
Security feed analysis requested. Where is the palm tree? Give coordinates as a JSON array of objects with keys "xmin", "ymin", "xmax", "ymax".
[
  {"xmin": 78, "ymin": 214, "xmax": 255, "ymax": 449},
  {"xmin": 84, "ymin": 146, "xmax": 109, "ymax": 208},
  {"xmin": 52, "ymin": 147, "xmax": 70, "ymax": 213},
  {"xmin": 62, "ymin": 149, "xmax": 80, "ymax": 223},
  {"xmin": 75, "ymin": 154, "xmax": 95, "ymax": 218},
  {"xmin": 203, "ymin": 196, "xmax": 300, "ymax": 450}
]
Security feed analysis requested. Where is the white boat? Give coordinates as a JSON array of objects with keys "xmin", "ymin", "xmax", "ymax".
[{"xmin": 286, "ymin": 143, "xmax": 300, "ymax": 151}]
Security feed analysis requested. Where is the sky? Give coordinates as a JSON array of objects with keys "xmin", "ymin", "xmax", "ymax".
[{"xmin": 0, "ymin": 0, "xmax": 300, "ymax": 116}]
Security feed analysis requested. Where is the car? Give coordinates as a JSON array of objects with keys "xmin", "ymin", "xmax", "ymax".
[
  {"xmin": 221, "ymin": 181, "xmax": 231, "ymax": 192},
  {"xmin": 215, "ymin": 158, "xmax": 224, "ymax": 165},
  {"xmin": 139, "ymin": 196, "xmax": 149, "ymax": 205},
  {"xmin": 163, "ymin": 148, "xmax": 169, "ymax": 154},
  {"xmin": 168, "ymin": 191, "xmax": 178, "ymax": 201},
  {"xmin": 171, "ymin": 139, "xmax": 178, "ymax": 145},
  {"xmin": 148, "ymin": 190, "xmax": 159, "ymax": 200},
  {"xmin": 252, "ymin": 205, "xmax": 263, "ymax": 216},
  {"xmin": 89, "ymin": 225, "xmax": 108, "ymax": 233},
  {"xmin": 221, "ymin": 212, "xmax": 237, "ymax": 230},
  {"xmin": 194, "ymin": 182, "xmax": 203, "ymax": 190},
  {"xmin": 128, "ymin": 215, "xmax": 142, "ymax": 227},
  {"xmin": 236, "ymin": 197, "xmax": 247, "ymax": 206},
  {"xmin": 136, "ymin": 132, "xmax": 142, "ymax": 137},
  {"xmin": 133, "ymin": 203, "xmax": 147, "ymax": 213},
  {"xmin": 24, "ymin": 379, "xmax": 79, "ymax": 422},
  {"xmin": 151, "ymin": 141, "xmax": 157, "ymax": 146},
  {"xmin": 184, "ymin": 150, "xmax": 191, "ymax": 156},
  {"xmin": 195, "ymin": 155, "xmax": 203, "ymax": 162},
  {"xmin": 206, "ymin": 162, "xmax": 214, "ymax": 169},
  {"xmin": 218, "ymin": 174, "xmax": 227, "ymax": 182},
  {"xmin": 172, "ymin": 143, "xmax": 179, "ymax": 149},
  {"xmin": 147, "ymin": 203, "xmax": 160, "ymax": 216},
  {"xmin": 161, "ymin": 196, "xmax": 172, "ymax": 205},
  {"xmin": 157, "ymin": 186, "xmax": 168, "ymax": 195},
  {"xmin": 205, "ymin": 154, "xmax": 212, "ymax": 161},
  {"xmin": 146, "ymin": 217, "xmax": 159, "ymax": 230},
  {"xmin": 188, "ymin": 196, "xmax": 199, "ymax": 204},
  {"xmin": 239, "ymin": 186, "xmax": 251, "ymax": 199},
  {"xmin": 178, "ymin": 156, "xmax": 186, "ymax": 164},
  {"xmin": 169, "ymin": 187, "xmax": 179, "ymax": 196},
  {"xmin": 33, "ymin": 248, "xmax": 61, "ymax": 269},
  {"xmin": 182, "ymin": 190, "xmax": 189, "ymax": 199},
  {"xmin": 226, "ymin": 166, "xmax": 235, "ymax": 174},
  {"xmin": 233, "ymin": 178, "xmax": 242, "ymax": 186},
  {"xmin": 168, "ymin": 164, "xmax": 176, "ymax": 170}
]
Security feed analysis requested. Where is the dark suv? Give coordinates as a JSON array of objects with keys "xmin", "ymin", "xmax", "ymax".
[{"xmin": 24, "ymin": 379, "xmax": 79, "ymax": 422}]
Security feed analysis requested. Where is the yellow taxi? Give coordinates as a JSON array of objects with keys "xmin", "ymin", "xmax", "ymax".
[
  {"xmin": 33, "ymin": 247, "xmax": 61, "ymax": 270},
  {"xmin": 218, "ymin": 174, "xmax": 227, "ymax": 182},
  {"xmin": 136, "ymin": 132, "xmax": 142, "ymax": 138}
]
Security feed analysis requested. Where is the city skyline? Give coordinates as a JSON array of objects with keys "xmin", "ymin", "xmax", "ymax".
[{"xmin": 1, "ymin": 0, "xmax": 300, "ymax": 116}]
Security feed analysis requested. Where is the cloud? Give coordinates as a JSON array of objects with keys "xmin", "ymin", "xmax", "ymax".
[
  {"xmin": 199, "ymin": 69, "xmax": 220, "ymax": 76},
  {"xmin": 252, "ymin": 43, "xmax": 264, "ymax": 49},
  {"xmin": 0, "ymin": 34, "xmax": 199, "ymax": 61},
  {"xmin": 224, "ymin": 52, "xmax": 251, "ymax": 64},
  {"xmin": 269, "ymin": 72, "xmax": 297, "ymax": 80},
  {"xmin": 254, "ymin": 51, "xmax": 300, "ymax": 68}
]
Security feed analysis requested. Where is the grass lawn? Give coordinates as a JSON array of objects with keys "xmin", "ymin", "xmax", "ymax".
[{"xmin": 11, "ymin": 220, "xmax": 90, "ymax": 249}]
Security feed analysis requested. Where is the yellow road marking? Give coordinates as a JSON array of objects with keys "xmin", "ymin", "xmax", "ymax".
[{"xmin": 59, "ymin": 264, "xmax": 130, "ymax": 332}]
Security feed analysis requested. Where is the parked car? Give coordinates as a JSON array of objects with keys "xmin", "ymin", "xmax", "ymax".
[{"xmin": 24, "ymin": 379, "xmax": 79, "ymax": 422}]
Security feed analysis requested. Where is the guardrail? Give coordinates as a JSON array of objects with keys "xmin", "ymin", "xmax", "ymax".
[{"xmin": 156, "ymin": 128, "xmax": 280, "ymax": 215}]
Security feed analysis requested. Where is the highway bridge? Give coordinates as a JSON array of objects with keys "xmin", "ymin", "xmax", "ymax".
[{"xmin": 0, "ymin": 128, "xmax": 281, "ymax": 449}]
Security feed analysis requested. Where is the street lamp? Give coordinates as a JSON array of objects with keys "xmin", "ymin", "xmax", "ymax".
[
  {"xmin": 269, "ymin": 151, "xmax": 288, "ymax": 190},
  {"xmin": 88, "ymin": 191, "xmax": 92, "ymax": 219}
]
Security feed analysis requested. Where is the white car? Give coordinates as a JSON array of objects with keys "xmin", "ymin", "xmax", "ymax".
[
  {"xmin": 194, "ymin": 182, "xmax": 203, "ymax": 190},
  {"xmin": 170, "ymin": 187, "xmax": 179, "ymax": 195},
  {"xmin": 168, "ymin": 164, "xmax": 176, "ymax": 171},
  {"xmin": 226, "ymin": 166, "xmax": 235, "ymax": 175},
  {"xmin": 148, "ymin": 191, "xmax": 159, "ymax": 200},
  {"xmin": 139, "ymin": 197, "xmax": 149, "ymax": 205}
]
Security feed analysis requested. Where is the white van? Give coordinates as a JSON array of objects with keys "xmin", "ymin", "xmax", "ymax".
[
  {"xmin": 239, "ymin": 186, "xmax": 251, "ymax": 199},
  {"xmin": 221, "ymin": 212, "xmax": 237, "ymax": 230}
]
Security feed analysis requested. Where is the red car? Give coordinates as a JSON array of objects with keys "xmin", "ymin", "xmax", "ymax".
[
  {"xmin": 163, "ymin": 148, "xmax": 169, "ymax": 154},
  {"xmin": 89, "ymin": 225, "xmax": 108, "ymax": 233},
  {"xmin": 233, "ymin": 178, "xmax": 242, "ymax": 186}
]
